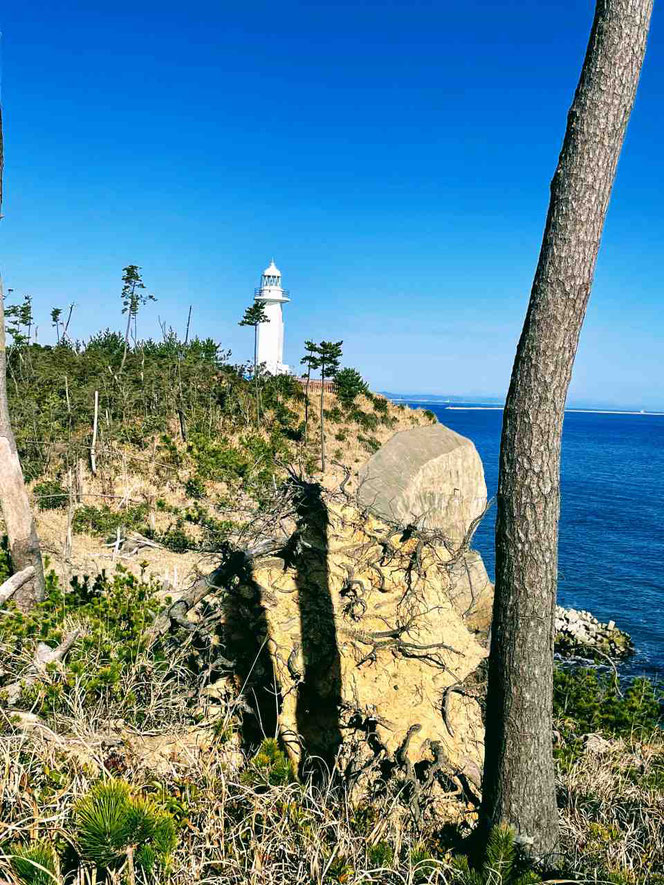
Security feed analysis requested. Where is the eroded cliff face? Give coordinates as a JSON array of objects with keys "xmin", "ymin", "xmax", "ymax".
[{"xmin": 225, "ymin": 423, "xmax": 493, "ymax": 815}]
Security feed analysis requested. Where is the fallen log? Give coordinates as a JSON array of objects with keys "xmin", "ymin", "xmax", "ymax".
[
  {"xmin": 145, "ymin": 564, "xmax": 228, "ymax": 648},
  {"xmin": 0, "ymin": 566, "xmax": 36, "ymax": 606}
]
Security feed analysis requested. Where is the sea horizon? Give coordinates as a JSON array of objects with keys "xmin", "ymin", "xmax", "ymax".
[{"xmin": 383, "ymin": 393, "xmax": 664, "ymax": 417}]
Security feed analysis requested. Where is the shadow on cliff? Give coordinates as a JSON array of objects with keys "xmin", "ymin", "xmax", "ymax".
[
  {"xmin": 219, "ymin": 479, "xmax": 342, "ymax": 768},
  {"xmin": 289, "ymin": 479, "xmax": 343, "ymax": 776},
  {"xmin": 220, "ymin": 550, "xmax": 281, "ymax": 750}
]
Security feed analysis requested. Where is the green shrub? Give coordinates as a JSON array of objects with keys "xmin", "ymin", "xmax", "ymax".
[
  {"xmin": 0, "ymin": 568, "xmax": 162, "ymax": 717},
  {"xmin": 261, "ymin": 371, "xmax": 304, "ymax": 404},
  {"xmin": 270, "ymin": 399, "xmax": 300, "ymax": 435},
  {"xmin": 625, "ymin": 750, "xmax": 664, "ymax": 791},
  {"xmin": 240, "ymin": 432, "xmax": 290, "ymax": 499},
  {"xmin": 3, "ymin": 332, "xmax": 297, "ymax": 487},
  {"xmin": 75, "ymin": 779, "xmax": 176, "ymax": 874},
  {"xmin": 33, "ymin": 480, "xmax": 68, "ymax": 511},
  {"xmin": 350, "ymin": 408, "xmax": 379, "ymax": 431},
  {"xmin": 325, "ymin": 855, "xmax": 354, "ymax": 883},
  {"xmin": 184, "ymin": 503, "xmax": 233, "ymax": 539},
  {"xmin": 358, "ymin": 434, "xmax": 380, "ymax": 453},
  {"xmin": 334, "ymin": 367, "xmax": 369, "ymax": 407},
  {"xmin": 147, "ymin": 523, "xmax": 197, "ymax": 552},
  {"xmin": 409, "ymin": 844, "xmax": 437, "ymax": 884},
  {"xmin": 72, "ymin": 503, "xmax": 150, "ymax": 538},
  {"xmin": 324, "ymin": 406, "xmax": 343, "ymax": 424},
  {"xmin": 242, "ymin": 738, "xmax": 295, "ymax": 787},
  {"xmin": 554, "ymin": 667, "xmax": 662, "ymax": 738},
  {"xmin": 0, "ymin": 536, "xmax": 11, "ymax": 584},
  {"xmin": 371, "ymin": 395, "xmax": 389, "ymax": 414},
  {"xmin": 9, "ymin": 841, "xmax": 60, "ymax": 885},
  {"xmin": 367, "ymin": 840, "xmax": 393, "ymax": 867},
  {"xmin": 451, "ymin": 827, "xmax": 541, "ymax": 884},
  {"xmin": 157, "ymin": 434, "xmax": 181, "ymax": 469},
  {"xmin": 184, "ymin": 476, "xmax": 206, "ymax": 499},
  {"xmin": 188, "ymin": 434, "xmax": 249, "ymax": 483}
]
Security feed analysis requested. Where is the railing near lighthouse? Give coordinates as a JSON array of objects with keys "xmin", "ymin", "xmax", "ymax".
[{"xmin": 254, "ymin": 287, "xmax": 290, "ymax": 298}]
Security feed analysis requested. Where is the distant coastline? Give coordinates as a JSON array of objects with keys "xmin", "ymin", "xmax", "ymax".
[
  {"xmin": 383, "ymin": 394, "xmax": 664, "ymax": 417},
  {"xmin": 443, "ymin": 406, "xmax": 664, "ymax": 416}
]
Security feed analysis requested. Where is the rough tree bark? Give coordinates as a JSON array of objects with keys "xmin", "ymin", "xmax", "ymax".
[
  {"xmin": 480, "ymin": 0, "xmax": 653, "ymax": 860},
  {"xmin": 0, "ymin": 106, "xmax": 46, "ymax": 609},
  {"xmin": 303, "ymin": 363, "xmax": 312, "ymax": 444},
  {"xmin": 319, "ymin": 365, "xmax": 327, "ymax": 473}
]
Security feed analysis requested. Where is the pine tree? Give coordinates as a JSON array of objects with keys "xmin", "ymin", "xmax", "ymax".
[
  {"xmin": 50, "ymin": 307, "xmax": 62, "ymax": 344},
  {"xmin": 120, "ymin": 265, "xmax": 154, "ymax": 370},
  {"xmin": 239, "ymin": 301, "xmax": 270, "ymax": 425},
  {"xmin": 315, "ymin": 340, "xmax": 342, "ymax": 471},
  {"xmin": 481, "ymin": 0, "xmax": 653, "ymax": 859},
  {"xmin": 334, "ymin": 366, "xmax": 368, "ymax": 409},
  {"xmin": 300, "ymin": 339, "xmax": 320, "ymax": 443},
  {"xmin": 239, "ymin": 301, "xmax": 269, "ymax": 373}
]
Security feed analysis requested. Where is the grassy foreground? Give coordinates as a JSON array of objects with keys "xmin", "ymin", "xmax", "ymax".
[{"xmin": 0, "ymin": 567, "xmax": 661, "ymax": 885}]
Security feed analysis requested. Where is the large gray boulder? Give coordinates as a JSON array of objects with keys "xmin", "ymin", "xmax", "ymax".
[{"xmin": 357, "ymin": 423, "xmax": 488, "ymax": 547}]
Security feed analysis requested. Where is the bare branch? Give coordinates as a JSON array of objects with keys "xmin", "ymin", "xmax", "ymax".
[{"xmin": 0, "ymin": 567, "xmax": 36, "ymax": 606}]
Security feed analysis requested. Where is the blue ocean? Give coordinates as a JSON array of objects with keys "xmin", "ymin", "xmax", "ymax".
[{"xmin": 405, "ymin": 403, "xmax": 664, "ymax": 678}]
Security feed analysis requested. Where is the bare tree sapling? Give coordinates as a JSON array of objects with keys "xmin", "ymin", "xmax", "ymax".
[{"xmin": 315, "ymin": 340, "xmax": 342, "ymax": 472}]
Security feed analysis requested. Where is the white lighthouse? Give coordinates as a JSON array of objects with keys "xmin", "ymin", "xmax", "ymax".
[{"xmin": 254, "ymin": 260, "xmax": 290, "ymax": 375}]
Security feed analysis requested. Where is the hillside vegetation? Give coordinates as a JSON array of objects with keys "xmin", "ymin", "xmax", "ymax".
[
  {"xmin": 0, "ymin": 332, "xmax": 662, "ymax": 885},
  {"xmin": 5, "ymin": 332, "xmax": 430, "ymax": 582}
]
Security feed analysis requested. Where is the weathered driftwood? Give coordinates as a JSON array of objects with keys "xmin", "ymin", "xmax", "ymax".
[
  {"xmin": 0, "ymin": 566, "xmax": 36, "ymax": 606},
  {"xmin": 4, "ymin": 628, "xmax": 81, "ymax": 706}
]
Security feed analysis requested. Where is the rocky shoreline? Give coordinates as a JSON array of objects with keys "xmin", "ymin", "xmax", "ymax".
[{"xmin": 555, "ymin": 605, "xmax": 634, "ymax": 661}]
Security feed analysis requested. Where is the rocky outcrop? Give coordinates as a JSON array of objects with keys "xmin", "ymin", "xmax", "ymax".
[
  {"xmin": 357, "ymin": 424, "xmax": 488, "ymax": 545},
  {"xmin": 357, "ymin": 422, "xmax": 493, "ymax": 633},
  {"xmin": 222, "ymin": 424, "xmax": 493, "ymax": 818},
  {"xmin": 555, "ymin": 606, "xmax": 633, "ymax": 660}
]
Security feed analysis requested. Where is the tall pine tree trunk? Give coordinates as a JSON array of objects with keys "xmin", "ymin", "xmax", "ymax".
[
  {"xmin": 319, "ymin": 367, "xmax": 326, "ymax": 472},
  {"xmin": 0, "ymin": 110, "xmax": 46, "ymax": 608},
  {"xmin": 481, "ymin": 0, "xmax": 653, "ymax": 859},
  {"xmin": 304, "ymin": 366, "xmax": 311, "ymax": 444},
  {"xmin": 253, "ymin": 325, "xmax": 261, "ymax": 426},
  {"xmin": 120, "ymin": 312, "xmax": 131, "ymax": 370}
]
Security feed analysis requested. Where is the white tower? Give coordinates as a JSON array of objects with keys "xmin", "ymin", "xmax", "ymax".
[{"xmin": 254, "ymin": 260, "xmax": 290, "ymax": 375}]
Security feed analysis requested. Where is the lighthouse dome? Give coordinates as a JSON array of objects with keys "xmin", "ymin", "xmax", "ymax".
[
  {"xmin": 262, "ymin": 260, "xmax": 281, "ymax": 278},
  {"xmin": 261, "ymin": 260, "xmax": 282, "ymax": 288}
]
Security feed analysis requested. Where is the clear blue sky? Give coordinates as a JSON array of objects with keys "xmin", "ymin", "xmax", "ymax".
[{"xmin": 1, "ymin": 1, "xmax": 662, "ymax": 408}]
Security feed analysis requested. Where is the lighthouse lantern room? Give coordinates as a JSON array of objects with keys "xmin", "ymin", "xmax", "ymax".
[{"xmin": 254, "ymin": 260, "xmax": 290, "ymax": 375}]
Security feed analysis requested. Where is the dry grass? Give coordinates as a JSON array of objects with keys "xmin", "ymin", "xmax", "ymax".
[
  {"xmin": 558, "ymin": 733, "xmax": 664, "ymax": 883},
  {"xmin": 165, "ymin": 763, "xmax": 454, "ymax": 885},
  {"xmin": 0, "ymin": 722, "xmax": 459, "ymax": 885},
  {"xmin": 1, "ymin": 563, "xmax": 660, "ymax": 885},
  {"xmin": 0, "ymin": 593, "xmax": 459, "ymax": 885},
  {"xmin": 2, "ymin": 689, "xmax": 661, "ymax": 884}
]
